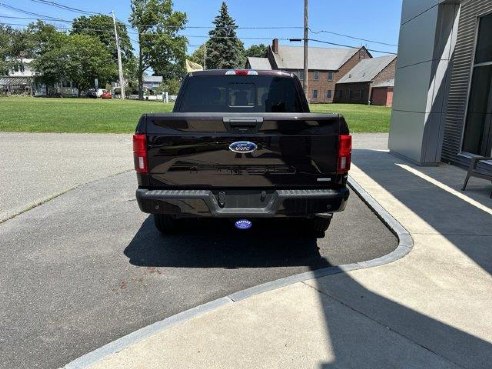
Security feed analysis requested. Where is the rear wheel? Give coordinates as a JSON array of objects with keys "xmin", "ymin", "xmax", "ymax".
[
  {"xmin": 303, "ymin": 216, "xmax": 332, "ymax": 237},
  {"xmin": 154, "ymin": 214, "xmax": 181, "ymax": 234}
]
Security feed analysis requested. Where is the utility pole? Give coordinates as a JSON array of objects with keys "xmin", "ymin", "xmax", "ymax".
[
  {"xmin": 203, "ymin": 44, "xmax": 207, "ymax": 70},
  {"xmin": 303, "ymin": 0, "xmax": 309, "ymax": 101},
  {"xmin": 112, "ymin": 11, "xmax": 125, "ymax": 99}
]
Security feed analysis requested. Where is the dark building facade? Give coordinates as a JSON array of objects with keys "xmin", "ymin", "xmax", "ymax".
[{"xmin": 390, "ymin": 0, "xmax": 492, "ymax": 170}]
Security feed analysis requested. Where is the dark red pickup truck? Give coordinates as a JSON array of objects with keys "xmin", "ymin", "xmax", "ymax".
[{"xmin": 133, "ymin": 70, "xmax": 351, "ymax": 236}]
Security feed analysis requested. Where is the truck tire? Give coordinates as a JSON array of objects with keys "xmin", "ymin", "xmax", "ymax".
[
  {"xmin": 154, "ymin": 214, "xmax": 181, "ymax": 234},
  {"xmin": 306, "ymin": 216, "xmax": 332, "ymax": 237}
]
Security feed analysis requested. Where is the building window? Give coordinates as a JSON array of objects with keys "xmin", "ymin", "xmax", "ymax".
[
  {"xmin": 462, "ymin": 13, "xmax": 492, "ymax": 156},
  {"xmin": 336, "ymin": 90, "xmax": 343, "ymax": 98},
  {"xmin": 326, "ymin": 90, "xmax": 332, "ymax": 99},
  {"xmin": 312, "ymin": 89, "xmax": 318, "ymax": 99},
  {"xmin": 354, "ymin": 90, "xmax": 362, "ymax": 99},
  {"xmin": 313, "ymin": 71, "xmax": 319, "ymax": 80},
  {"xmin": 348, "ymin": 89, "xmax": 353, "ymax": 99},
  {"xmin": 328, "ymin": 71, "xmax": 334, "ymax": 81},
  {"xmin": 299, "ymin": 71, "xmax": 304, "ymax": 80}
]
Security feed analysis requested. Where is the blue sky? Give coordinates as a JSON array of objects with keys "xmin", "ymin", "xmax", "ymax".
[{"xmin": 0, "ymin": 0, "xmax": 403, "ymax": 56}]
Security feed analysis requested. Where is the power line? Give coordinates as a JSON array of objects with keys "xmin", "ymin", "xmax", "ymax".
[
  {"xmin": 309, "ymin": 38, "xmax": 397, "ymax": 55},
  {"xmin": 0, "ymin": 15, "xmax": 72, "ymax": 24},
  {"xmin": 309, "ymin": 28, "xmax": 397, "ymax": 47},
  {"xmin": 0, "ymin": 3, "xmax": 69, "ymax": 22},
  {"xmin": 178, "ymin": 34, "xmax": 292, "ymax": 41},
  {"xmin": 0, "ymin": 5, "xmax": 397, "ymax": 49},
  {"xmin": 122, "ymin": 22, "xmax": 303, "ymax": 30},
  {"xmin": 5, "ymin": 2, "xmax": 397, "ymax": 49},
  {"xmin": 28, "ymin": 0, "xmax": 101, "ymax": 15}
]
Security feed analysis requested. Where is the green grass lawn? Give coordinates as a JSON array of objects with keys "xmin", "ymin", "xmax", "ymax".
[
  {"xmin": 0, "ymin": 97, "xmax": 174, "ymax": 133},
  {"xmin": 310, "ymin": 103, "xmax": 391, "ymax": 133},
  {"xmin": 0, "ymin": 97, "xmax": 390, "ymax": 133}
]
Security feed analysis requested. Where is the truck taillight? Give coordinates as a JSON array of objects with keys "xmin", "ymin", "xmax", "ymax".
[
  {"xmin": 225, "ymin": 70, "xmax": 258, "ymax": 76},
  {"xmin": 337, "ymin": 135, "xmax": 352, "ymax": 174},
  {"xmin": 133, "ymin": 134, "xmax": 148, "ymax": 174}
]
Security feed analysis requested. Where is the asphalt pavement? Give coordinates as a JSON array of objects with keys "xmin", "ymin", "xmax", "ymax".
[{"xmin": 0, "ymin": 169, "xmax": 397, "ymax": 369}]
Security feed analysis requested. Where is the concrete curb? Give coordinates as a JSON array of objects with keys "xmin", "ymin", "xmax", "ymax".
[{"xmin": 62, "ymin": 175, "xmax": 413, "ymax": 369}]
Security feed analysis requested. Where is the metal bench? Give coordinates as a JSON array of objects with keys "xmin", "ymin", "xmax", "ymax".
[{"xmin": 462, "ymin": 156, "xmax": 492, "ymax": 198}]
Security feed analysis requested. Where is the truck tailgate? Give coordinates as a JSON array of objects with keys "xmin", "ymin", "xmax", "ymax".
[{"xmin": 139, "ymin": 113, "xmax": 348, "ymax": 188}]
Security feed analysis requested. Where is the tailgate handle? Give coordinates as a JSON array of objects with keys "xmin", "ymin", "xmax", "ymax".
[{"xmin": 223, "ymin": 117, "xmax": 263, "ymax": 128}]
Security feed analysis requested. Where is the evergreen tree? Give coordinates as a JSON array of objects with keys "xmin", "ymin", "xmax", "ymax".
[{"xmin": 206, "ymin": 2, "xmax": 244, "ymax": 69}]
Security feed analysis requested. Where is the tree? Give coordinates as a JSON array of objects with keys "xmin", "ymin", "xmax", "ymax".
[
  {"xmin": 163, "ymin": 78, "xmax": 181, "ymax": 95},
  {"xmin": 71, "ymin": 15, "xmax": 133, "ymax": 63},
  {"xmin": 26, "ymin": 21, "xmax": 63, "ymax": 57},
  {"xmin": 129, "ymin": 0, "xmax": 187, "ymax": 99},
  {"xmin": 33, "ymin": 34, "xmax": 115, "ymax": 95},
  {"xmin": 0, "ymin": 25, "xmax": 15, "ymax": 74},
  {"xmin": 0, "ymin": 24, "xmax": 41, "ymax": 75},
  {"xmin": 206, "ymin": 2, "xmax": 244, "ymax": 69},
  {"xmin": 189, "ymin": 44, "xmax": 206, "ymax": 67},
  {"xmin": 245, "ymin": 44, "xmax": 267, "ymax": 58}
]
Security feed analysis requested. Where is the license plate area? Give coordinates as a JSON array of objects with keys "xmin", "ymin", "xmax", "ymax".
[{"xmin": 213, "ymin": 190, "xmax": 274, "ymax": 209}]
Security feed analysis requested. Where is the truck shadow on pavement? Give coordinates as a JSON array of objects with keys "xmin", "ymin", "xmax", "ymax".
[
  {"xmin": 315, "ymin": 270, "xmax": 492, "ymax": 369},
  {"xmin": 124, "ymin": 217, "xmax": 332, "ymax": 269},
  {"xmin": 316, "ymin": 149, "xmax": 492, "ymax": 368}
]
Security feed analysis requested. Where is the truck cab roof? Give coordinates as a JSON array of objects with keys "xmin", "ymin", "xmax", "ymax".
[{"xmin": 188, "ymin": 69, "xmax": 293, "ymax": 78}]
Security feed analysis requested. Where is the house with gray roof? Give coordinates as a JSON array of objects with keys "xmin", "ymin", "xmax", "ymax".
[
  {"xmin": 143, "ymin": 75, "xmax": 163, "ymax": 92},
  {"xmin": 250, "ymin": 39, "xmax": 372, "ymax": 103},
  {"xmin": 334, "ymin": 55, "xmax": 397, "ymax": 106},
  {"xmin": 245, "ymin": 57, "xmax": 272, "ymax": 70}
]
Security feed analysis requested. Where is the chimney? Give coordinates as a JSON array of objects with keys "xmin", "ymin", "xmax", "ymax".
[{"xmin": 272, "ymin": 38, "xmax": 279, "ymax": 54}]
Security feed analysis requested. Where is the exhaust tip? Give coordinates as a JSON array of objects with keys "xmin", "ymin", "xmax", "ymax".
[{"xmin": 235, "ymin": 219, "xmax": 252, "ymax": 230}]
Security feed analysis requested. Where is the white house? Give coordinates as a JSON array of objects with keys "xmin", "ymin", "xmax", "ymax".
[{"xmin": 0, "ymin": 58, "xmax": 36, "ymax": 95}]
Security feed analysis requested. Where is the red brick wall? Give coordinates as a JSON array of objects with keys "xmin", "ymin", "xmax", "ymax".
[
  {"xmin": 307, "ymin": 47, "xmax": 372, "ymax": 103},
  {"xmin": 387, "ymin": 88, "xmax": 393, "ymax": 107},
  {"xmin": 373, "ymin": 58, "xmax": 397, "ymax": 84},
  {"xmin": 266, "ymin": 46, "xmax": 372, "ymax": 103},
  {"xmin": 371, "ymin": 87, "xmax": 394, "ymax": 107},
  {"xmin": 371, "ymin": 87, "xmax": 388, "ymax": 106},
  {"xmin": 334, "ymin": 57, "xmax": 396, "ymax": 105}
]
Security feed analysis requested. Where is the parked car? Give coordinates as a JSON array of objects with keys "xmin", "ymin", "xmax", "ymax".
[
  {"xmin": 101, "ymin": 90, "xmax": 112, "ymax": 99},
  {"xmin": 133, "ymin": 70, "xmax": 352, "ymax": 236},
  {"xmin": 86, "ymin": 89, "xmax": 97, "ymax": 98}
]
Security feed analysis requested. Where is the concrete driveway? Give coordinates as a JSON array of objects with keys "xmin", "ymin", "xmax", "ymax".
[{"xmin": 0, "ymin": 133, "xmax": 132, "ymax": 223}]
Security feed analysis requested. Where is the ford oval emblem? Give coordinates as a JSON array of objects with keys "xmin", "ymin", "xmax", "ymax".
[
  {"xmin": 229, "ymin": 141, "xmax": 257, "ymax": 154},
  {"xmin": 235, "ymin": 219, "xmax": 253, "ymax": 230}
]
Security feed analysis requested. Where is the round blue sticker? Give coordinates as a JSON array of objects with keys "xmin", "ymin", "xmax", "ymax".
[{"xmin": 235, "ymin": 219, "xmax": 253, "ymax": 230}]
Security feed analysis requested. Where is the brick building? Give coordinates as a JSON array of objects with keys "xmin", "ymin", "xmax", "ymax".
[
  {"xmin": 371, "ymin": 79, "xmax": 394, "ymax": 107},
  {"xmin": 250, "ymin": 39, "xmax": 372, "ymax": 103},
  {"xmin": 334, "ymin": 55, "xmax": 397, "ymax": 105}
]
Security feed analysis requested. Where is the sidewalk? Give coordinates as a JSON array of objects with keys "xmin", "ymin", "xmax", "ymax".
[
  {"xmin": 0, "ymin": 133, "xmax": 132, "ymax": 223},
  {"xmin": 67, "ymin": 143, "xmax": 492, "ymax": 369}
]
